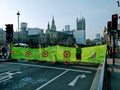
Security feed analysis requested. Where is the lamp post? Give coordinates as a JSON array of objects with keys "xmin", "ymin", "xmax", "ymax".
[
  {"xmin": 117, "ymin": 0, "xmax": 120, "ymax": 7},
  {"xmin": 17, "ymin": 11, "xmax": 20, "ymax": 45}
]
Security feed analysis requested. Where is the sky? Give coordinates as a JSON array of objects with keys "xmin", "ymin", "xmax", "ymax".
[{"xmin": 0, "ymin": 0, "xmax": 120, "ymax": 39}]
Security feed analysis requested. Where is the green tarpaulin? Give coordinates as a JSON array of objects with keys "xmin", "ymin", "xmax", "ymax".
[{"xmin": 11, "ymin": 44, "xmax": 107, "ymax": 63}]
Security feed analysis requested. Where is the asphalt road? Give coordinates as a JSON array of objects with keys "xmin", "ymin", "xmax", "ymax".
[{"xmin": 0, "ymin": 61, "xmax": 97, "ymax": 90}]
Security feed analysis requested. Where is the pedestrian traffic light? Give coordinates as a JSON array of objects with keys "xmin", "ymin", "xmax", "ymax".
[
  {"xmin": 112, "ymin": 14, "xmax": 118, "ymax": 30},
  {"xmin": 5, "ymin": 24, "xmax": 13, "ymax": 43},
  {"xmin": 107, "ymin": 21, "xmax": 112, "ymax": 33}
]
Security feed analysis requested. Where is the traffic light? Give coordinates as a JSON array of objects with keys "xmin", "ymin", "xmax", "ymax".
[
  {"xmin": 107, "ymin": 21, "xmax": 112, "ymax": 34},
  {"xmin": 5, "ymin": 24, "xmax": 13, "ymax": 43},
  {"xmin": 112, "ymin": 14, "xmax": 118, "ymax": 30},
  {"xmin": 6, "ymin": 24, "xmax": 13, "ymax": 34}
]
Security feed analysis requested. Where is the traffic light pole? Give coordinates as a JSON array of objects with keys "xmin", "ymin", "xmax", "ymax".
[{"xmin": 113, "ymin": 34, "xmax": 116, "ymax": 65}]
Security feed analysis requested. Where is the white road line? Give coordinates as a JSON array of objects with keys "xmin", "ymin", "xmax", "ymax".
[
  {"xmin": 8, "ymin": 62, "xmax": 92, "ymax": 73},
  {"xmin": 35, "ymin": 70, "xmax": 69, "ymax": 90}
]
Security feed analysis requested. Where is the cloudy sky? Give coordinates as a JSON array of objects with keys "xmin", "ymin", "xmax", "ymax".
[{"xmin": 0, "ymin": 0, "xmax": 120, "ymax": 39}]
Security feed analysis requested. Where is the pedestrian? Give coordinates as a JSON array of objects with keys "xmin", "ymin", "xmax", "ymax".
[
  {"xmin": 0, "ymin": 46, "xmax": 2, "ymax": 58},
  {"xmin": 4, "ymin": 44, "xmax": 9, "ymax": 59},
  {"xmin": 109, "ymin": 47, "xmax": 113, "ymax": 58},
  {"xmin": 1, "ymin": 45, "xmax": 5, "ymax": 59},
  {"xmin": 75, "ymin": 44, "xmax": 82, "ymax": 60}
]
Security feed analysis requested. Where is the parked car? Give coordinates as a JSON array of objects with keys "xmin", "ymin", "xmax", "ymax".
[{"xmin": 13, "ymin": 43, "xmax": 29, "ymax": 47}]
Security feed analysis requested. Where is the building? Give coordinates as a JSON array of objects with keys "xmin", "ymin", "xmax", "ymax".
[
  {"xmin": 73, "ymin": 30, "xmax": 86, "ymax": 45},
  {"xmin": 73, "ymin": 17, "xmax": 86, "ymax": 45},
  {"xmin": 76, "ymin": 17, "xmax": 85, "ymax": 30},
  {"xmin": 95, "ymin": 33, "xmax": 101, "ymax": 45},
  {"xmin": 19, "ymin": 22, "xmax": 28, "ymax": 43},
  {"xmin": 28, "ymin": 28, "xmax": 44, "ymax": 47},
  {"xmin": 45, "ymin": 17, "xmax": 74, "ymax": 46},
  {"xmin": 103, "ymin": 26, "xmax": 110, "ymax": 44},
  {"xmin": 65, "ymin": 25, "xmax": 70, "ymax": 31},
  {"xmin": 0, "ymin": 28, "xmax": 6, "ymax": 45},
  {"xmin": 45, "ymin": 17, "xmax": 57, "ymax": 45},
  {"xmin": 51, "ymin": 16, "xmax": 56, "ymax": 31}
]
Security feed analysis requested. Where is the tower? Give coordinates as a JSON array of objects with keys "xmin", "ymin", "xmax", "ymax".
[
  {"xmin": 51, "ymin": 16, "xmax": 56, "ymax": 31},
  {"xmin": 74, "ymin": 17, "xmax": 86, "ymax": 45},
  {"xmin": 76, "ymin": 17, "xmax": 85, "ymax": 30},
  {"xmin": 47, "ymin": 22, "xmax": 50, "ymax": 30}
]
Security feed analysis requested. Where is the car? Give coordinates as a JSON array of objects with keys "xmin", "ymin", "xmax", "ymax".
[{"xmin": 13, "ymin": 43, "xmax": 29, "ymax": 47}]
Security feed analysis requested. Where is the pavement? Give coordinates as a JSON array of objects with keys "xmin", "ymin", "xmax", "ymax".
[
  {"xmin": 107, "ymin": 56, "xmax": 120, "ymax": 90},
  {"xmin": 0, "ymin": 60, "xmax": 98, "ymax": 90}
]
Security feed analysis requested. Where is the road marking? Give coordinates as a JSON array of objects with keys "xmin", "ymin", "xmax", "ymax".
[
  {"xmin": 8, "ymin": 62, "xmax": 92, "ymax": 73},
  {"xmin": 68, "ymin": 74, "xmax": 86, "ymax": 87},
  {"xmin": 0, "ymin": 69, "xmax": 22, "ymax": 82},
  {"xmin": 35, "ymin": 70, "xmax": 69, "ymax": 90}
]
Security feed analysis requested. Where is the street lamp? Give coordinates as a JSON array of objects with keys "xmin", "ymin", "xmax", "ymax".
[
  {"xmin": 117, "ymin": 0, "xmax": 120, "ymax": 7},
  {"xmin": 17, "ymin": 11, "xmax": 20, "ymax": 45}
]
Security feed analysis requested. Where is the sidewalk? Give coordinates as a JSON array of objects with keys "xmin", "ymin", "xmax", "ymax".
[{"xmin": 107, "ymin": 57, "xmax": 120, "ymax": 90}]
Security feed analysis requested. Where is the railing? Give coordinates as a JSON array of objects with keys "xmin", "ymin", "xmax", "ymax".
[
  {"xmin": 90, "ymin": 57, "xmax": 107, "ymax": 90},
  {"xmin": 98, "ymin": 57, "xmax": 106, "ymax": 90}
]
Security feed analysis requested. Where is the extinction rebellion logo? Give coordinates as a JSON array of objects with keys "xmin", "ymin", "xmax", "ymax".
[
  {"xmin": 63, "ymin": 51, "xmax": 71, "ymax": 58},
  {"xmin": 42, "ymin": 51, "xmax": 48, "ymax": 57},
  {"xmin": 25, "ymin": 51, "xmax": 31, "ymax": 57}
]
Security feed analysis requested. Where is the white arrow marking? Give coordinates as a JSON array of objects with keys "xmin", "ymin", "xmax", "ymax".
[{"xmin": 68, "ymin": 74, "xmax": 86, "ymax": 87}]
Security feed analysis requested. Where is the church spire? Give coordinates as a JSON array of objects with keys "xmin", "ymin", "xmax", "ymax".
[
  {"xmin": 52, "ymin": 16, "xmax": 55, "ymax": 25},
  {"xmin": 47, "ymin": 22, "xmax": 50, "ymax": 30},
  {"xmin": 51, "ymin": 16, "xmax": 56, "ymax": 31}
]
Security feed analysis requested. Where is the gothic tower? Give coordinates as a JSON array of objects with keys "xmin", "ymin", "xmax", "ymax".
[
  {"xmin": 76, "ymin": 17, "xmax": 85, "ymax": 30},
  {"xmin": 47, "ymin": 22, "xmax": 50, "ymax": 30},
  {"xmin": 51, "ymin": 16, "xmax": 56, "ymax": 31}
]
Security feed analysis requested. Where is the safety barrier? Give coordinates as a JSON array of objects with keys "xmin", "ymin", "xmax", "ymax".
[
  {"xmin": 98, "ymin": 57, "xmax": 106, "ymax": 90},
  {"xmin": 11, "ymin": 45, "xmax": 107, "ymax": 63},
  {"xmin": 90, "ymin": 57, "xmax": 107, "ymax": 90}
]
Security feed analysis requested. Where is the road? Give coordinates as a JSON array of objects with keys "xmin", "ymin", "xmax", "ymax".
[{"xmin": 0, "ymin": 61, "xmax": 98, "ymax": 90}]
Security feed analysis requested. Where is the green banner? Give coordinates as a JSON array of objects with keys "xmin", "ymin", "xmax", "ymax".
[
  {"xmin": 56, "ymin": 46, "xmax": 76, "ymax": 62},
  {"xmin": 11, "ymin": 45, "xmax": 107, "ymax": 63},
  {"xmin": 39, "ymin": 46, "xmax": 57, "ymax": 62},
  {"xmin": 82, "ymin": 45, "xmax": 107, "ymax": 63}
]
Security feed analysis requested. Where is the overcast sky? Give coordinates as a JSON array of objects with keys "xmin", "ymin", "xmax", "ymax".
[{"xmin": 0, "ymin": 0, "xmax": 120, "ymax": 39}]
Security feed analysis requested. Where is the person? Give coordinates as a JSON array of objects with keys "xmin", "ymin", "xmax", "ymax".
[
  {"xmin": 1, "ymin": 45, "xmax": 6, "ymax": 59},
  {"xmin": 0, "ymin": 46, "xmax": 2, "ymax": 58},
  {"xmin": 109, "ymin": 47, "xmax": 113, "ymax": 58},
  {"xmin": 1, "ymin": 44, "xmax": 9, "ymax": 59},
  {"xmin": 75, "ymin": 44, "xmax": 82, "ymax": 60},
  {"xmin": 4, "ymin": 44, "xmax": 9, "ymax": 59}
]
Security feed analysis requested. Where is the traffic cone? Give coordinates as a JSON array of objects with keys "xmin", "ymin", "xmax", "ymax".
[
  {"xmin": 64, "ymin": 61, "xmax": 69, "ymax": 65},
  {"xmin": 64, "ymin": 58, "xmax": 69, "ymax": 65},
  {"xmin": 27, "ymin": 60, "xmax": 31, "ymax": 62},
  {"xmin": 37, "ymin": 60, "xmax": 41, "ymax": 63},
  {"xmin": 52, "ymin": 61, "xmax": 56, "ymax": 64}
]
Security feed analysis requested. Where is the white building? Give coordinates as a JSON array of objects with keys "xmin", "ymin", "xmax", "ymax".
[
  {"xmin": 28, "ymin": 28, "xmax": 43, "ymax": 35},
  {"xmin": 28, "ymin": 28, "xmax": 44, "ymax": 47},
  {"xmin": 73, "ymin": 30, "xmax": 86, "ymax": 45},
  {"xmin": 65, "ymin": 25, "xmax": 70, "ymax": 31},
  {"xmin": 95, "ymin": 33, "xmax": 101, "ymax": 45},
  {"xmin": 21, "ymin": 22, "xmax": 27, "ymax": 31}
]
